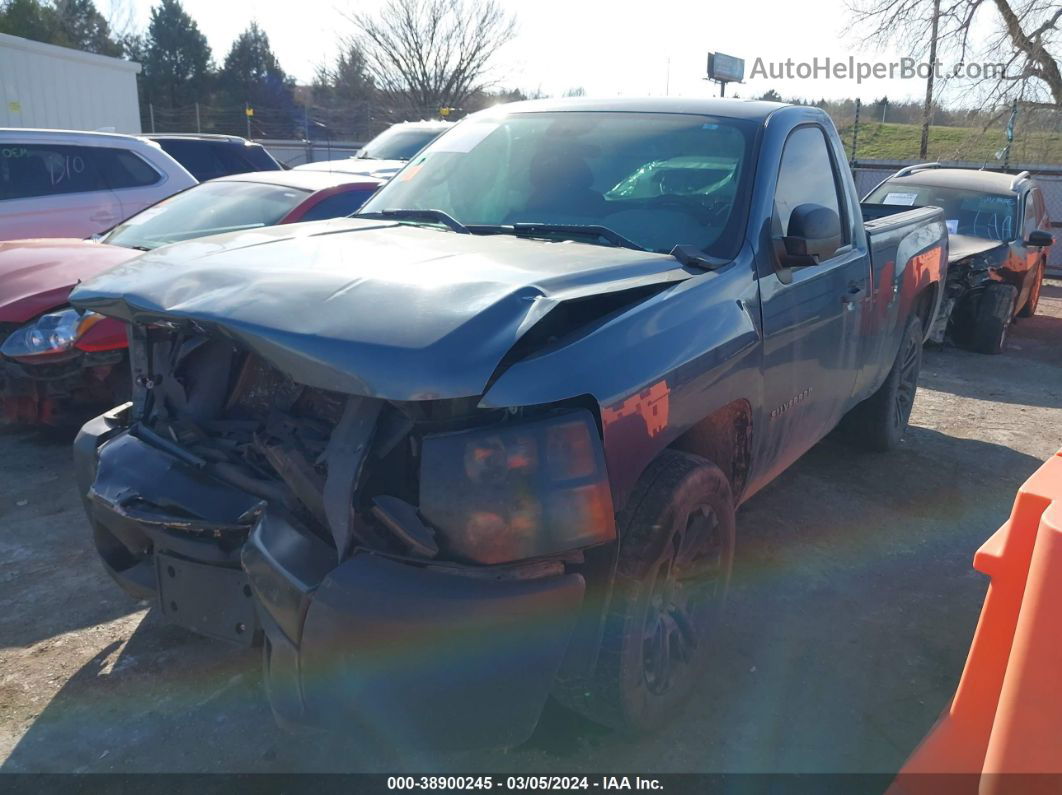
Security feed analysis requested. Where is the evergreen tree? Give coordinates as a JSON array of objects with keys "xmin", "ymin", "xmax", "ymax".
[
  {"xmin": 54, "ymin": 0, "xmax": 121, "ymax": 55},
  {"xmin": 0, "ymin": 0, "xmax": 122, "ymax": 56},
  {"xmin": 0, "ymin": 0, "xmax": 61, "ymax": 43},
  {"xmin": 141, "ymin": 0, "xmax": 213, "ymax": 109},
  {"xmin": 217, "ymin": 22, "xmax": 296, "ymax": 135}
]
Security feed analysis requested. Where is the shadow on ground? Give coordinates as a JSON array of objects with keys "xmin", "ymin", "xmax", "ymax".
[{"xmin": 3, "ymin": 424, "xmax": 1042, "ymax": 774}]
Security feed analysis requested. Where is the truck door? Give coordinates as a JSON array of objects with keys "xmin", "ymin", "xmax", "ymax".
[{"xmin": 756, "ymin": 124, "xmax": 868, "ymax": 478}]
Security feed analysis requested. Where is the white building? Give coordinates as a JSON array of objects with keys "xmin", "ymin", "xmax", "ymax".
[{"xmin": 0, "ymin": 32, "xmax": 141, "ymax": 134}]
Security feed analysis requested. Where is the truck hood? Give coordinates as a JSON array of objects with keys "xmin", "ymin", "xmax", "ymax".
[
  {"xmin": 71, "ymin": 218, "xmax": 691, "ymax": 401},
  {"xmin": 949, "ymin": 234, "xmax": 1005, "ymax": 264},
  {"xmin": 0, "ymin": 239, "xmax": 139, "ymax": 324}
]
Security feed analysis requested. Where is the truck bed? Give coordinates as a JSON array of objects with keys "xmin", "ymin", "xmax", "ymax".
[
  {"xmin": 858, "ymin": 202, "xmax": 948, "ymax": 361},
  {"xmin": 861, "ymin": 204, "xmax": 947, "ymax": 266}
]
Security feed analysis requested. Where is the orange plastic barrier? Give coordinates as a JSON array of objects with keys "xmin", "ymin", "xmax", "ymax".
[{"xmin": 891, "ymin": 449, "xmax": 1062, "ymax": 794}]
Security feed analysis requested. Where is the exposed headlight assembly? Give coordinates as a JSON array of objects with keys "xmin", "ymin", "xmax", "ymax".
[
  {"xmin": 0, "ymin": 307, "xmax": 106, "ymax": 361},
  {"xmin": 419, "ymin": 409, "xmax": 616, "ymax": 565}
]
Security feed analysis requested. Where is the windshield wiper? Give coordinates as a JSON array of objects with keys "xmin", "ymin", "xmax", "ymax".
[
  {"xmin": 358, "ymin": 209, "xmax": 470, "ymax": 234},
  {"xmin": 502, "ymin": 223, "xmax": 647, "ymax": 252}
]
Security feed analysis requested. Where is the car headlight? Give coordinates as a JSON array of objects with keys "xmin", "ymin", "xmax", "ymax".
[
  {"xmin": 0, "ymin": 307, "xmax": 105, "ymax": 361},
  {"xmin": 418, "ymin": 409, "xmax": 616, "ymax": 565}
]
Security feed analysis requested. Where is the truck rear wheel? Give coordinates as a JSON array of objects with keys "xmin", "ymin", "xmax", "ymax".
[
  {"xmin": 969, "ymin": 283, "xmax": 1017, "ymax": 354},
  {"xmin": 1018, "ymin": 261, "xmax": 1044, "ymax": 318},
  {"xmin": 553, "ymin": 450, "xmax": 735, "ymax": 733},
  {"xmin": 841, "ymin": 314, "xmax": 923, "ymax": 452}
]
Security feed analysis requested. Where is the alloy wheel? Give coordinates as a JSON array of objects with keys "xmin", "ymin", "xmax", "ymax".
[{"xmin": 642, "ymin": 505, "xmax": 727, "ymax": 695}]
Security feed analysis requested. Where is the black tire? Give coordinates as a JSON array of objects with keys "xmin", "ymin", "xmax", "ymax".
[
  {"xmin": 970, "ymin": 283, "xmax": 1017, "ymax": 354},
  {"xmin": 1018, "ymin": 261, "xmax": 1045, "ymax": 318},
  {"xmin": 552, "ymin": 450, "xmax": 735, "ymax": 733},
  {"xmin": 841, "ymin": 314, "xmax": 923, "ymax": 452}
]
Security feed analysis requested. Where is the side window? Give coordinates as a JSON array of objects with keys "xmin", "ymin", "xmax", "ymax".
[
  {"xmin": 157, "ymin": 140, "xmax": 221, "ymax": 180},
  {"xmin": 1028, "ymin": 187, "xmax": 1045, "ymax": 231},
  {"xmin": 212, "ymin": 144, "xmax": 257, "ymax": 177},
  {"xmin": 0, "ymin": 143, "xmax": 107, "ymax": 200},
  {"xmin": 96, "ymin": 148, "xmax": 162, "ymax": 189},
  {"xmin": 1034, "ymin": 189, "xmax": 1046, "ymax": 221},
  {"xmin": 774, "ymin": 126, "xmax": 846, "ymax": 244},
  {"xmin": 298, "ymin": 188, "xmax": 378, "ymax": 221}
]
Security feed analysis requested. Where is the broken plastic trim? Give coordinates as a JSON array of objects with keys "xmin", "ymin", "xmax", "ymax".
[{"xmin": 322, "ymin": 396, "xmax": 381, "ymax": 561}]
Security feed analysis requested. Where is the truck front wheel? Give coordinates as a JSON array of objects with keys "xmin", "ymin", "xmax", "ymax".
[
  {"xmin": 841, "ymin": 314, "xmax": 923, "ymax": 452},
  {"xmin": 553, "ymin": 451, "xmax": 735, "ymax": 732}
]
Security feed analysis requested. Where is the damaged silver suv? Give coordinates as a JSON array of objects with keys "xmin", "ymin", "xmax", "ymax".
[{"xmin": 71, "ymin": 97, "xmax": 943, "ymax": 749}]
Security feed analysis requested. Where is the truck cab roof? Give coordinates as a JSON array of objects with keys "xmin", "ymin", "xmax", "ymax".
[{"xmin": 479, "ymin": 96, "xmax": 791, "ymax": 121}]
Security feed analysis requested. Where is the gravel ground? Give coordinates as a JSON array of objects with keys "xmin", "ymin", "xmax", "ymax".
[{"xmin": 1, "ymin": 282, "xmax": 1061, "ymax": 775}]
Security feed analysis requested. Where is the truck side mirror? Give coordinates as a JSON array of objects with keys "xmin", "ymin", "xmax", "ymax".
[
  {"xmin": 780, "ymin": 204, "xmax": 842, "ymax": 267},
  {"xmin": 1026, "ymin": 230, "xmax": 1054, "ymax": 248}
]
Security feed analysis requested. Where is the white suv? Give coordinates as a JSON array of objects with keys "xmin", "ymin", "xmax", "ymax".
[{"xmin": 0, "ymin": 129, "xmax": 197, "ymax": 241}]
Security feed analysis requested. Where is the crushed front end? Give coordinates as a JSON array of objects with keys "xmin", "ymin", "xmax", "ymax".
[
  {"xmin": 932, "ymin": 238, "xmax": 1015, "ymax": 346},
  {"xmin": 75, "ymin": 322, "xmax": 611, "ymax": 748}
]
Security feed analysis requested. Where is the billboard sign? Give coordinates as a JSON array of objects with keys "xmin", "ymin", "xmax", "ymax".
[{"xmin": 707, "ymin": 53, "xmax": 745, "ymax": 83}]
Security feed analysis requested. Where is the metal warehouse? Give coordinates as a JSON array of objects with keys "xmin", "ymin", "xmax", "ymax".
[{"xmin": 0, "ymin": 32, "xmax": 141, "ymax": 134}]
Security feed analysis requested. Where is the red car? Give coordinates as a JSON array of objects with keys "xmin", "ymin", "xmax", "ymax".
[{"xmin": 0, "ymin": 170, "xmax": 382, "ymax": 425}]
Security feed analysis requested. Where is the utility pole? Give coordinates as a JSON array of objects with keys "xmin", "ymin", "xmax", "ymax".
[
  {"xmin": 852, "ymin": 98, "xmax": 861, "ymax": 165},
  {"xmin": 919, "ymin": 0, "xmax": 940, "ymax": 159},
  {"xmin": 1003, "ymin": 98, "xmax": 1018, "ymax": 171},
  {"xmin": 195, "ymin": 102, "xmax": 201, "ymax": 133},
  {"xmin": 149, "ymin": 103, "xmax": 155, "ymax": 134}
]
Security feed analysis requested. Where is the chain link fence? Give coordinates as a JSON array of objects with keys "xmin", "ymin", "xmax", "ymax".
[{"xmin": 139, "ymin": 100, "xmax": 464, "ymax": 143}]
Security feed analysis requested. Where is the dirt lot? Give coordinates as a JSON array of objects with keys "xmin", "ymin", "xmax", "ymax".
[{"xmin": 2, "ymin": 283, "xmax": 1061, "ymax": 775}]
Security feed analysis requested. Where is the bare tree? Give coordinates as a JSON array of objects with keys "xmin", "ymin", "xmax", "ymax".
[
  {"xmin": 345, "ymin": 0, "xmax": 517, "ymax": 120},
  {"xmin": 846, "ymin": 0, "xmax": 1061, "ymax": 108}
]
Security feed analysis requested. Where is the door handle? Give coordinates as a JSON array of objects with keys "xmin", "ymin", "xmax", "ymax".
[
  {"xmin": 842, "ymin": 286, "xmax": 865, "ymax": 305},
  {"xmin": 89, "ymin": 211, "xmax": 118, "ymax": 222}
]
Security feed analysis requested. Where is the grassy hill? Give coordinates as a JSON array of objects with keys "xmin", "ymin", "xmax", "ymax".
[{"xmin": 834, "ymin": 120, "xmax": 1062, "ymax": 164}]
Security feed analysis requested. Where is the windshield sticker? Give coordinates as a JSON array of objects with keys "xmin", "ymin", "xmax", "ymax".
[
  {"xmin": 432, "ymin": 122, "xmax": 499, "ymax": 153},
  {"xmin": 884, "ymin": 191, "xmax": 918, "ymax": 206},
  {"xmin": 946, "ymin": 219, "xmax": 958, "ymax": 234},
  {"xmin": 400, "ymin": 159, "xmax": 425, "ymax": 182}
]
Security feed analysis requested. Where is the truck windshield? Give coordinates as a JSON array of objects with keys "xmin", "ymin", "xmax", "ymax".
[
  {"xmin": 358, "ymin": 111, "xmax": 757, "ymax": 258},
  {"xmin": 866, "ymin": 182, "xmax": 1018, "ymax": 241}
]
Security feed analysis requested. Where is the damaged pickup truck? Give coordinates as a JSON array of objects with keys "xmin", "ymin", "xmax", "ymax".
[{"xmin": 70, "ymin": 98, "xmax": 947, "ymax": 749}]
